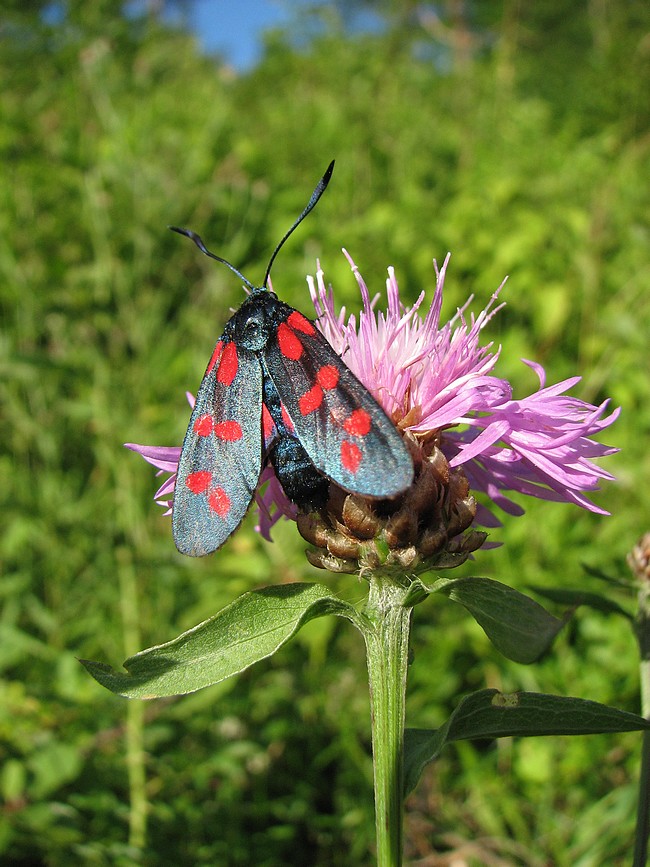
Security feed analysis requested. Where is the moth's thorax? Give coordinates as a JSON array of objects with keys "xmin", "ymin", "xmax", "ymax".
[{"xmin": 227, "ymin": 288, "xmax": 286, "ymax": 352}]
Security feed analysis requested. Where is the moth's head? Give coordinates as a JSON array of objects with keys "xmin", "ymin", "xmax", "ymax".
[{"xmin": 231, "ymin": 291, "xmax": 273, "ymax": 351}]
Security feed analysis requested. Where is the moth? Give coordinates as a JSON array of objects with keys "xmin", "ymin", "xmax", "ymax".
[{"xmin": 170, "ymin": 161, "xmax": 413, "ymax": 556}]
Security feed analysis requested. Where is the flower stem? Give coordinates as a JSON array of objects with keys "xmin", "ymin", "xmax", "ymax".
[
  {"xmin": 633, "ymin": 577, "xmax": 650, "ymax": 867},
  {"xmin": 117, "ymin": 546, "xmax": 148, "ymax": 852},
  {"xmin": 633, "ymin": 732, "xmax": 650, "ymax": 867},
  {"xmin": 363, "ymin": 575, "xmax": 412, "ymax": 867}
]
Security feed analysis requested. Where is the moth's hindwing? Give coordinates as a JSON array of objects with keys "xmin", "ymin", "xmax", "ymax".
[
  {"xmin": 264, "ymin": 309, "xmax": 413, "ymax": 497},
  {"xmin": 172, "ymin": 338, "xmax": 263, "ymax": 556}
]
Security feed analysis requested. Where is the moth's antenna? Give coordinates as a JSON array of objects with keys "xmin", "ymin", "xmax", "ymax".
[
  {"xmin": 168, "ymin": 226, "xmax": 256, "ymax": 291},
  {"xmin": 169, "ymin": 160, "xmax": 335, "ymax": 292},
  {"xmin": 262, "ymin": 160, "xmax": 335, "ymax": 288}
]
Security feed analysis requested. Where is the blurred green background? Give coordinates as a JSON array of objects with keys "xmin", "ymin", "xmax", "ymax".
[{"xmin": 2, "ymin": 2, "xmax": 649, "ymax": 864}]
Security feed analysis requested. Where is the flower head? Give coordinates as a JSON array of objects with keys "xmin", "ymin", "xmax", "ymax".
[
  {"xmin": 127, "ymin": 251, "xmax": 619, "ymax": 562},
  {"xmin": 309, "ymin": 251, "xmax": 619, "ymax": 524}
]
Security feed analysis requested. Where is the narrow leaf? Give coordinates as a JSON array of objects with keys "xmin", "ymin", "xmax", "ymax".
[
  {"xmin": 435, "ymin": 576, "xmax": 565, "ymax": 663},
  {"xmin": 529, "ymin": 585, "xmax": 633, "ymax": 620},
  {"xmin": 404, "ymin": 689, "xmax": 650, "ymax": 795},
  {"xmin": 581, "ymin": 562, "xmax": 632, "ymax": 589},
  {"xmin": 81, "ymin": 582, "xmax": 360, "ymax": 698}
]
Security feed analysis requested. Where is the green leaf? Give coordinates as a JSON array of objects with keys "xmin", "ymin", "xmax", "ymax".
[
  {"xmin": 529, "ymin": 585, "xmax": 633, "ymax": 620},
  {"xmin": 433, "ymin": 576, "xmax": 565, "ymax": 663},
  {"xmin": 81, "ymin": 583, "xmax": 361, "ymax": 699},
  {"xmin": 404, "ymin": 689, "xmax": 650, "ymax": 795},
  {"xmin": 581, "ymin": 562, "xmax": 633, "ymax": 590}
]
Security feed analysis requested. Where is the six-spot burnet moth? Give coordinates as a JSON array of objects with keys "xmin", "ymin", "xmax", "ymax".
[{"xmin": 170, "ymin": 161, "xmax": 414, "ymax": 556}]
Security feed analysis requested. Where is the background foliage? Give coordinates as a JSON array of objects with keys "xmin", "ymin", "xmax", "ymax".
[{"xmin": 1, "ymin": 1, "xmax": 649, "ymax": 863}]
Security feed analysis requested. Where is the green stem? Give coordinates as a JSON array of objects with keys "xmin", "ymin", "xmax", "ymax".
[
  {"xmin": 633, "ymin": 732, "xmax": 650, "ymax": 867},
  {"xmin": 117, "ymin": 546, "xmax": 148, "ymax": 853},
  {"xmin": 634, "ymin": 581, "xmax": 650, "ymax": 867},
  {"xmin": 362, "ymin": 575, "xmax": 412, "ymax": 867}
]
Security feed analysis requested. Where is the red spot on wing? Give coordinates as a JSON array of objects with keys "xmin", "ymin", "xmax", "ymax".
[
  {"xmin": 287, "ymin": 311, "xmax": 316, "ymax": 335},
  {"xmin": 213, "ymin": 420, "xmax": 243, "ymax": 441},
  {"xmin": 262, "ymin": 404, "xmax": 275, "ymax": 441},
  {"xmin": 186, "ymin": 470, "xmax": 212, "ymax": 493},
  {"xmin": 194, "ymin": 414, "xmax": 214, "ymax": 436},
  {"xmin": 208, "ymin": 486, "xmax": 231, "ymax": 517},
  {"xmin": 316, "ymin": 365, "xmax": 340, "ymax": 390},
  {"xmin": 206, "ymin": 340, "xmax": 223, "ymax": 375},
  {"xmin": 277, "ymin": 322, "xmax": 303, "ymax": 360},
  {"xmin": 281, "ymin": 403, "xmax": 295, "ymax": 433},
  {"xmin": 344, "ymin": 409, "xmax": 372, "ymax": 437},
  {"xmin": 299, "ymin": 384, "xmax": 324, "ymax": 416},
  {"xmin": 217, "ymin": 342, "xmax": 238, "ymax": 385},
  {"xmin": 341, "ymin": 441, "xmax": 362, "ymax": 474}
]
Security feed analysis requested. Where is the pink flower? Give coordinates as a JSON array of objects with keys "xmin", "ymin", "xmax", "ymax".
[
  {"xmin": 127, "ymin": 251, "xmax": 619, "ymax": 542},
  {"xmin": 309, "ymin": 251, "xmax": 619, "ymax": 522}
]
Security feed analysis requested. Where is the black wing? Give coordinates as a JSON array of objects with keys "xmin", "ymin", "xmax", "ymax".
[
  {"xmin": 172, "ymin": 338, "xmax": 263, "ymax": 556},
  {"xmin": 264, "ymin": 309, "xmax": 413, "ymax": 498}
]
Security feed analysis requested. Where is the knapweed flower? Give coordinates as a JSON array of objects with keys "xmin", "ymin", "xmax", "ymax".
[
  {"xmin": 127, "ymin": 250, "xmax": 619, "ymax": 570},
  {"xmin": 311, "ymin": 251, "xmax": 619, "ymax": 516}
]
